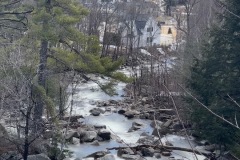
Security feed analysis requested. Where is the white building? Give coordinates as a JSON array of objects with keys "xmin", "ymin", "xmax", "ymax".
[{"xmin": 121, "ymin": 16, "xmax": 161, "ymax": 48}]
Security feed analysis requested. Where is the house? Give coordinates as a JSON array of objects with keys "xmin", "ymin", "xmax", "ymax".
[
  {"xmin": 121, "ymin": 15, "xmax": 161, "ymax": 48},
  {"xmin": 157, "ymin": 16, "xmax": 177, "ymax": 46}
]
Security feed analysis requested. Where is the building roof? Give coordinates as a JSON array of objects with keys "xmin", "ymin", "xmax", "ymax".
[{"xmin": 135, "ymin": 20, "xmax": 147, "ymax": 35}]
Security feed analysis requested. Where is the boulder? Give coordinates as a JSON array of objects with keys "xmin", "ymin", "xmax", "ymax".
[
  {"xmin": 128, "ymin": 121, "xmax": 144, "ymax": 132},
  {"xmin": 31, "ymin": 140, "xmax": 51, "ymax": 155},
  {"xmin": 98, "ymin": 154, "xmax": 115, "ymax": 160},
  {"xmin": 109, "ymin": 100, "xmax": 118, "ymax": 105},
  {"xmin": 90, "ymin": 108, "xmax": 105, "ymax": 116},
  {"xmin": 72, "ymin": 137, "xmax": 80, "ymax": 145},
  {"xmin": 121, "ymin": 154, "xmax": 143, "ymax": 160},
  {"xmin": 154, "ymin": 153, "xmax": 161, "ymax": 158},
  {"xmin": 165, "ymin": 141, "xmax": 173, "ymax": 146},
  {"xmin": 80, "ymin": 131, "xmax": 97, "ymax": 143},
  {"xmin": 140, "ymin": 132, "xmax": 149, "ymax": 137},
  {"xmin": 124, "ymin": 110, "xmax": 139, "ymax": 119},
  {"xmin": 98, "ymin": 129, "xmax": 111, "ymax": 140},
  {"xmin": 94, "ymin": 124, "xmax": 106, "ymax": 129},
  {"xmin": 139, "ymin": 113, "xmax": 150, "ymax": 119},
  {"xmin": 27, "ymin": 153, "xmax": 51, "ymax": 160},
  {"xmin": 137, "ymin": 135, "xmax": 156, "ymax": 145},
  {"xmin": 65, "ymin": 130, "xmax": 79, "ymax": 142},
  {"xmin": 161, "ymin": 151, "xmax": 171, "ymax": 156},
  {"xmin": 162, "ymin": 120, "xmax": 173, "ymax": 128},
  {"xmin": 118, "ymin": 109, "xmax": 126, "ymax": 114},
  {"xmin": 62, "ymin": 115, "xmax": 83, "ymax": 123},
  {"xmin": 105, "ymin": 108, "xmax": 111, "ymax": 112},
  {"xmin": 91, "ymin": 140, "xmax": 100, "ymax": 146},
  {"xmin": 117, "ymin": 148, "xmax": 134, "ymax": 156},
  {"xmin": 141, "ymin": 147, "xmax": 154, "ymax": 157},
  {"xmin": 85, "ymin": 151, "xmax": 109, "ymax": 159}
]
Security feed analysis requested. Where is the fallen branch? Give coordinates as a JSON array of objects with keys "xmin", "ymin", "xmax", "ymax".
[{"xmin": 107, "ymin": 145, "xmax": 213, "ymax": 158}]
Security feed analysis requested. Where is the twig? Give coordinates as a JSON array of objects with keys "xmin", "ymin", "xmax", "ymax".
[{"xmin": 178, "ymin": 83, "xmax": 240, "ymax": 130}]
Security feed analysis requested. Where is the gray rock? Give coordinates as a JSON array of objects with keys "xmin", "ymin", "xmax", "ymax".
[
  {"xmin": 165, "ymin": 141, "xmax": 173, "ymax": 146},
  {"xmin": 124, "ymin": 110, "xmax": 139, "ymax": 119},
  {"xmin": 94, "ymin": 124, "xmax": 106, "ymax": 129},
  {"xmin": 117, "ymin": 148, "xmax": 134, "ymax": 156},
  {"xmin": 31, "ymin": 140, "xmax": 51, "ymax": 155},
  {"xmin": 62, "ymin": 115, "xmax": 83, "ymax": 123},
  {"xmin": 80, "ymin": 131, "xmax": 98, "ymax": 143},
  {"xmin": 105, "ymin": 108, "xmax": 111, "ymax": 112},
  {"xmin": 137, "ymin": 135, "xmax": 156, "ymax": 145},
  {"xmin": 128, "ymin": 121, "xmax": 144, "ymax": 132},
  {"xmin": 85, "ymin": 151, "xmax": 109, "ymax": 159},
  {"xmin": 118, "ymin": 109, "xmax": 126, "ymax": 114},
  {"xmin": 121, "ymin": 154, "xmax": 143, "ymax": 160},
  {"xmin": 162, "ymin": 120, "xmax": 173, "ymax": 128},
  {"xmin": 27, "ymin": 153, "xmax": 50, "ymax": 160},
  {"xmin": 162, "ymin": 151, "xmax": 171, "ymax": 156},
  {"xmin": 141, "ymin": 147, "xmax": 154, "ymax": 157},
  {"xmin": 109, "ymin": 100, "xmax": 118, "ymax": 105},
  {"xmin": 139, "ymin": 113, "xmax": 150, "ymax": 119},
  {"xmin": 65, "ymin": 130, "xmax": 79, "ymax": 142},
  {"xmin": 98, "ymin": 154, "xmax": 115, "ymax": 160},
  {"xmin": 98, "ymin": 129, "xmax": 111, "ymax": 140},
  {"xmin": 90, "ymin": 108, "xmax": 105, "ymax": 116},
  {"xmin": 72, "ymin": 137, "xmax": 80, "ymax": 144},
  {"xmin": 154, "ymin": 153, "xmax": 161, "ymax": 158},
  {"xmin": 91, "ymin": 140, "xmax": 100, "ymax": 146},
  {"xmin": 140, "ymin": 132, "xmax": 149, "ymax": 137}
]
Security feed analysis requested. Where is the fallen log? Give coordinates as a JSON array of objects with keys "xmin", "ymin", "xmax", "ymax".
[{"xmin": 107, "ymin": 144, "xmax": 214, "ymax": 158}]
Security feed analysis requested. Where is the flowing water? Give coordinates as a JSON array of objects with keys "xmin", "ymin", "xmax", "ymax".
[{"xmin": 66, "ymin": 68, "xmax": 207, "ymax": 160}]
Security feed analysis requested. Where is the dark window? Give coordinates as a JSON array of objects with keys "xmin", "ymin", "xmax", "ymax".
[
  {"xmin": 147, "ymin": 27, "xmax": 153, "ymax": 32},
  {"xmin": 168, "ymin": 28, "xmax": 172, "ymax": 34},
  {"xmin": 147, "ymin": 37, "xmax": 153, "ymax": 43}
]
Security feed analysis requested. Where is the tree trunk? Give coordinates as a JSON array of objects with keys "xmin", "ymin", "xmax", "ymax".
[
  {"xmin": 33, "ymin": 39, "xmax": 48, "ymax": 131},
  {"xmin": 59, "ymin": 86, "xmax": 64, "ymax": 119},
  {"xmin": 23, "ymin": 107, "xmax": 32, "ymax": 160}
]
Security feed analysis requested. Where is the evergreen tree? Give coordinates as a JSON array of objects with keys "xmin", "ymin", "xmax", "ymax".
[
  {"xmin": 188, "ymin": 0, "xmax": 240, "ymax": 152},
  {"xmin": 24, "ymin": 0, "xmax": 126, "ymax": 131}
]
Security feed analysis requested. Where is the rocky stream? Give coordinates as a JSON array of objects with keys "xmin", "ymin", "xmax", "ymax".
[{"xmin": 62, "ymin": 68, "xmax": 212, "ymax": 160}]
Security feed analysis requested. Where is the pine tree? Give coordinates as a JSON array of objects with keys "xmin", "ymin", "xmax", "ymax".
[
  {"xmin": 188, "ymin": 0, "xmax": 240, "ymax": 151},
  {"xmin": 24, "ymin": 0, "xmax": 127, "ymax": 131}
]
